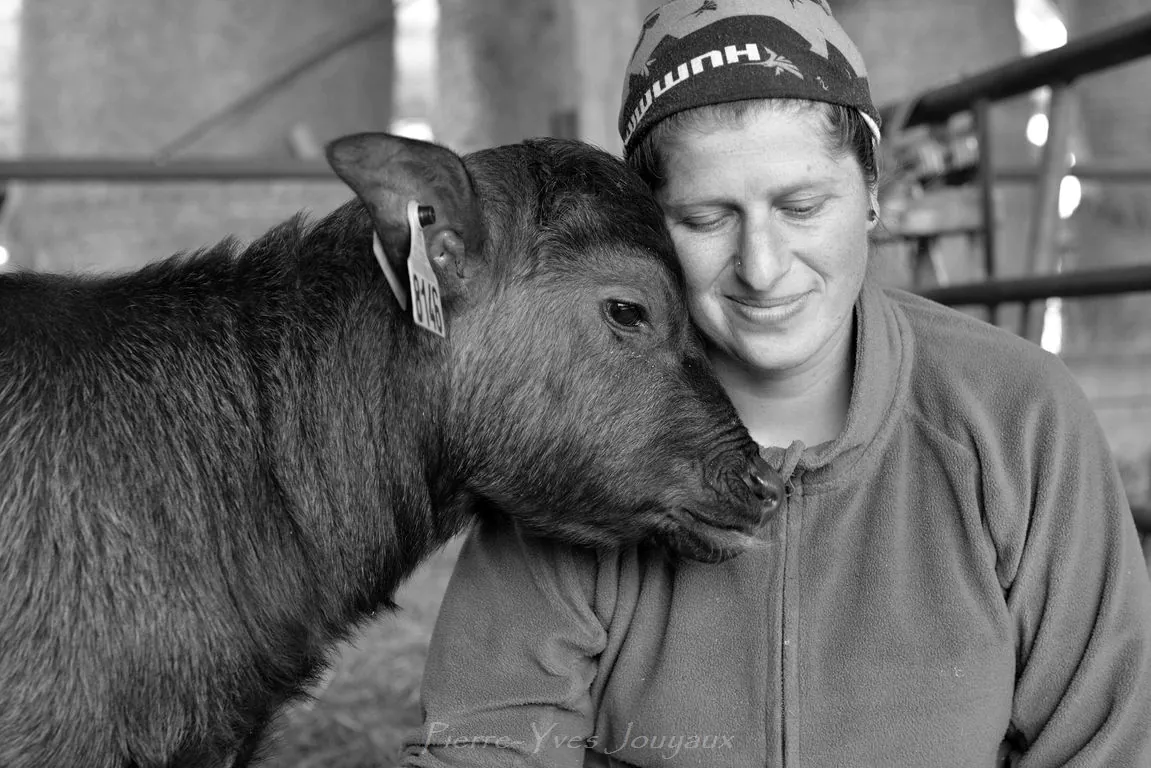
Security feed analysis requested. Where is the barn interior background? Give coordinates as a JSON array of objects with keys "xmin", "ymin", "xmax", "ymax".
[{"xmin": 0, "ymin": 0, "xmax": 1148, "ymax": 765}]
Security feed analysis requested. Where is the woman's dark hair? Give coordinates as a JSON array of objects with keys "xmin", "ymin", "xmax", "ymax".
[{"xmin": 626, "ymin": 99, "xmax": 879, "ymax": 194}]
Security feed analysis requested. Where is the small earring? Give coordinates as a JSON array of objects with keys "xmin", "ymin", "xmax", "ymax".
[{"xmin": 868, "ymin": 209, "xmax": 878, "ymax": 222}]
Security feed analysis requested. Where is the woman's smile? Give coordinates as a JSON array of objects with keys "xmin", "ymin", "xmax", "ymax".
[{"xmin": 726, "ymin": 290, "xmax": 811, "ymax": 326}]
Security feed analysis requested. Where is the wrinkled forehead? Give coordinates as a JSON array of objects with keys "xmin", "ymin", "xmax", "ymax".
[{"xmin": 463, "ymin": 140, "xmax": 683, "ymax": 279}]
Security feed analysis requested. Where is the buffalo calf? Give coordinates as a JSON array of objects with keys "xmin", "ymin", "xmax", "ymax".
[{"xmin": 0, "ymin": 133, "xmax": 782, "ymax": 767}]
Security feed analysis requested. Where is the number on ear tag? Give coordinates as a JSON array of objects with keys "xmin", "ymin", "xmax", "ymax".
[{"xmin": 406, "ymin": 200, "xmax": 446, "ymax": 338}]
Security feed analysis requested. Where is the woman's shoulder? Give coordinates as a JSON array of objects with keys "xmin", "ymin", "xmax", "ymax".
[
  {"xmin": 875, "ymin": 285, "xmax": 1100, "ymax": 455},
  {"xmin": 881, "ymin": 285, "xmax": 1084, "ymax": 403},
  {"xmin": 875, "ymin": 287, "xmax": 1119, "ymax": 568}
]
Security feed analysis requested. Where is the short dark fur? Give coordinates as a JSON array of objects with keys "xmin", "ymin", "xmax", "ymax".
[{"xmin": 0, "ymin": 136, "xmax": 778, "ymax": 768}]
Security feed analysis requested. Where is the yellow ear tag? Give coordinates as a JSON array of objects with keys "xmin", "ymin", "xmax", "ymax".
[{"xmin": 405, "ymin": 200, "xmax": 446, "ymax": 338}]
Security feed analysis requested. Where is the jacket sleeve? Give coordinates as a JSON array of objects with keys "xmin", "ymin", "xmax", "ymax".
[
  {"xmin": 400, "ymin": 518, "xmax": 608, "ymax": 767},
  {"xmin": 994, "ymin": 360, "xmax": 1151, "ymax": 766}
]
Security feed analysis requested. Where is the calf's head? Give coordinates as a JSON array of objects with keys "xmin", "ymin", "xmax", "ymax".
[{"xmin": 328, "ymin": 133, "xmax": 783, "ymax": 563}]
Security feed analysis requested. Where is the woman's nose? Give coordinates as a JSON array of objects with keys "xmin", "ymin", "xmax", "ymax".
[{"xmin": 735, "ymin": 216, "xmax": 791, "ymax": 289}]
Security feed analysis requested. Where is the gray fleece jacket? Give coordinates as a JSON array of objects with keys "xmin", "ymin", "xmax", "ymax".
[{"xmin": 401, "ymin": 281, "xmax": 1151, "ymax": 767}]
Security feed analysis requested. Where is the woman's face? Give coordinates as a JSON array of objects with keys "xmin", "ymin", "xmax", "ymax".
[{"xmin": 655, "ymin": 106, "xmax": 876, "ymax": 379}]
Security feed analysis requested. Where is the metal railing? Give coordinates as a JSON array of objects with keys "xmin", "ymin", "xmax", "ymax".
[
  {"xmin": 877, "ymin": 13, "xmax": 1151, "ymax": 130},
  {"xmin": 918, "ymin": 264, "xmax": 1151, "ymax": 307},
  {"xmin": 879, "ymin": 11, "xmax": 1151, "ymax": 332}
]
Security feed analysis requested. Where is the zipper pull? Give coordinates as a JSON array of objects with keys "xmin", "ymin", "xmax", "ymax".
[{"xmin": 784, "ymin": 469, "xmax": 804, "ymax": 499}]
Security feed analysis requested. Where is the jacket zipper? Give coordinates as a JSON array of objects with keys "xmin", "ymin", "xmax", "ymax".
[{"xmin": 779, "ymin": 475, "xmax": 802, "ymax": 768}]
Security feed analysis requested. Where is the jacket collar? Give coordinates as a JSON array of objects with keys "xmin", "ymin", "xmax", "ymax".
[{"xmin": 759, "ymin": 279, "xmax": 912, "ymax": 489}]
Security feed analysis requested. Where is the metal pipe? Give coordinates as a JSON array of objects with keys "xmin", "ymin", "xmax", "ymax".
[
  {"xmin": 918, "ymin": 264, "xmax": 1151, "ymax": 306},
  {"xmin": 974, "ymin": 99, "xmax": 998, "ymax": 326},
  {"xmin": 0, "ymin": 159, "xmax": 337, "ymax": 182},
  {"xmin": 879, "ymin": 12, "xmax": 1151, "ymax": 128},
  {"xmin": 1020, "ymin": 85, "xmax": 1076, "ymax": 342},
  {"xmin": 995, "ymin": 161, "xmax": 1151, "ymax": 183}
]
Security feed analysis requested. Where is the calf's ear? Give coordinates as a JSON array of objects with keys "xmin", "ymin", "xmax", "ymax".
[{"xmin": 325, "ymin": 132, "xmax": 485, "ymax": 297}]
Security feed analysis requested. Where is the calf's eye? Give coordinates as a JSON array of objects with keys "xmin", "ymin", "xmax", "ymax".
[{"xmin": 605, "ymin": 300, "xmax": 647, "ymax": 329}]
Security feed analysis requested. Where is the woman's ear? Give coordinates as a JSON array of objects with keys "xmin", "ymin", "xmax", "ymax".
[{"xmin": 866, "ymin": 189, "xmax": 880, "ymax": 233}]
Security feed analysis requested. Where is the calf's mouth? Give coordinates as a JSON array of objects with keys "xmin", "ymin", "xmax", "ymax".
[{"xmin": 660, "ymin": 505, "xmax": 772, "ymax": 564}]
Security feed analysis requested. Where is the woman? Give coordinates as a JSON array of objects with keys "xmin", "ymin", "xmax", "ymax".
[{"xmin": 403, "ymin": 2, "xmax": 1151, "ymax": 765}]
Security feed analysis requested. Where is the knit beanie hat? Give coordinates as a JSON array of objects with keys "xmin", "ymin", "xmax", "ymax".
[{"xmin": 619, "ymin": 0, "xmax": 881, "ymax": 157}]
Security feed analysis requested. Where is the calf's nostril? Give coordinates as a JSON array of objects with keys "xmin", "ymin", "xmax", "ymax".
[{"xmin": 744, "ymin": 455, "xmax": 785, "ymax": 512}]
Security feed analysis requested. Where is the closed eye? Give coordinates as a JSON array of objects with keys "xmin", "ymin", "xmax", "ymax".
[
  {"xmin": 679, "ymin": 213, "xmax": 728, "ymax": 233},
  {"xmin": 779, "ymin": 198, "xmax": 827, "ymax": 218}
]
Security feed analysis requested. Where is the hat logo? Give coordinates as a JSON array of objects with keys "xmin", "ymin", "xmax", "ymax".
[{"xmin": 742, "ymin": 46, "xmax": 803, "ymax": 79}]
